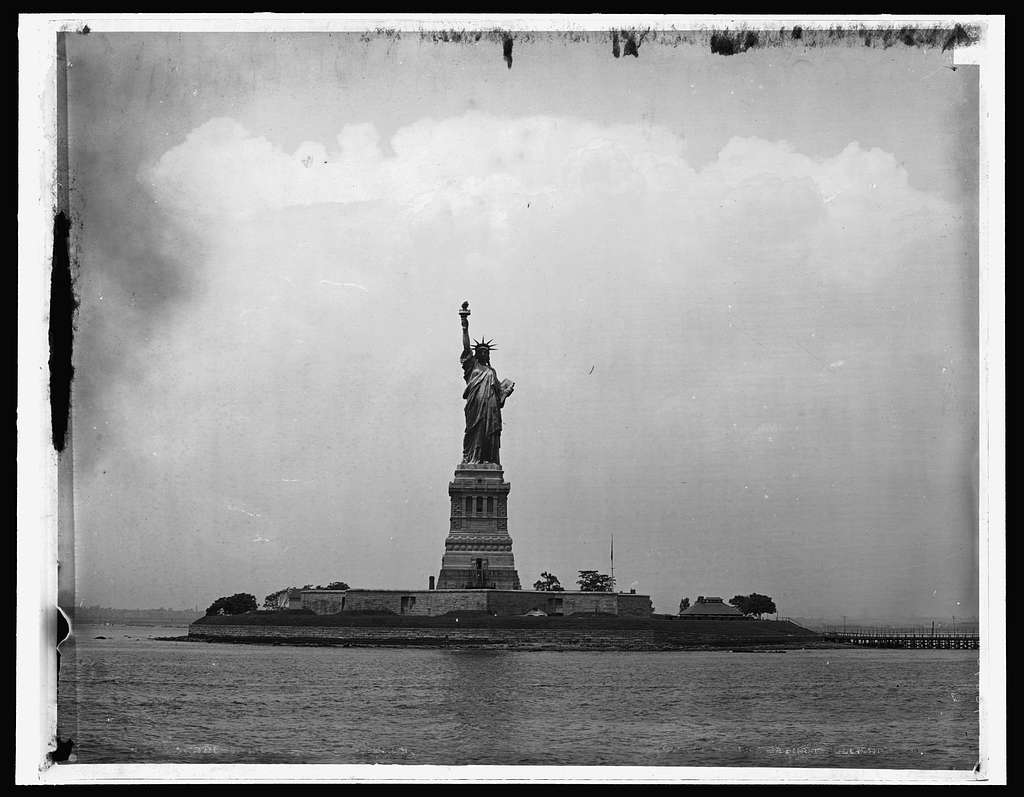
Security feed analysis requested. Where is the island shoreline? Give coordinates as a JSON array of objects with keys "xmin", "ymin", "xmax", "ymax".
[
  {"xmin": 180, "ymin": 614, "xmax": 851, "ymax": 652},
  {"xmin": 166, "ymin": 637, "xmax": 855, "ymax": 652}
]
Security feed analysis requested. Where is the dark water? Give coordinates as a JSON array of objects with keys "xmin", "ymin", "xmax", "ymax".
[{"xmin": 58, "ymin": 624, "xmax": 978, "ymax": 768}]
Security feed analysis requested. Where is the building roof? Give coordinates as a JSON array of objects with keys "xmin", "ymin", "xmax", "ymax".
[{"xmin": 680, "ymin": 599, "xmax": 743, "ymax": 616}]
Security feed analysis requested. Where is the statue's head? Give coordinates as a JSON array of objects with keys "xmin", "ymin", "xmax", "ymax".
[{"xmin": 473, "ymin": 338, "xmax": 496, "ymax": 364}]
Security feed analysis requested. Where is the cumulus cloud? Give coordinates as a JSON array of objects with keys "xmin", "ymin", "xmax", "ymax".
[
  {"xmin": 145, "ymin": 112, "xmax": 944, "ymax": 232},
  {"xmin": 141, "ymin": 111, "xmax": 958, "ymax": 309}
]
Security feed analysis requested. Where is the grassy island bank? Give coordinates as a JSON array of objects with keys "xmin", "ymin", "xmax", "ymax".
[{"xmin": 186, "ymin": 613, "xmax": 841, "ymax": 651}]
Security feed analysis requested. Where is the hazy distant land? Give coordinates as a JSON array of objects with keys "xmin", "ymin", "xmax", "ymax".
[{"xmin": 71, "ymin": 606, "xmax": 205, "ymax": 625}]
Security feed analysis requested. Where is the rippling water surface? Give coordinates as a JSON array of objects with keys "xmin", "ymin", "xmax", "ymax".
[{"xmin": 57, "ymin": 624, "xmax": 978, "ymax": 768}]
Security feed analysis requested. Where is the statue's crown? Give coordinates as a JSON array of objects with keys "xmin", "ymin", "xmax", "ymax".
[{"xmin": 473, "ymin": 337, "xmax": 497, "ymax": 352}]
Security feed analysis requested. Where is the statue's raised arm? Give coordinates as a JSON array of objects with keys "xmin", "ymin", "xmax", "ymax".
[{"xmin": 459, "ymin": 301, "xmax": 472, "ymax": 356}]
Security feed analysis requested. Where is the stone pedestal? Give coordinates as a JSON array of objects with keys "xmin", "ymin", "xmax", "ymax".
[{"xmin": 437, "ymin": 463, "xmax": 521, "ymax": 590}]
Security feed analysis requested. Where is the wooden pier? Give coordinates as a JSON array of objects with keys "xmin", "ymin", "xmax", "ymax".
[{"xmin": 824, "ymin": 631, "xmax": 978, "ymax": 649}]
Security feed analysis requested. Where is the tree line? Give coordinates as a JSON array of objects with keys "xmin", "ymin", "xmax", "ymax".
[
  {"xmin": 532, "ymin": 571, "xmax": 615, "ymax": 592},
  {"xmin": 205, "ymin": 581, "xmax": 350, "ymax": 616}
]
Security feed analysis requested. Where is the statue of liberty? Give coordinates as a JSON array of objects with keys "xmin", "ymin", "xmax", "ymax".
[{"xmin": 459, "ymin": 302, "xmax": 515, "ymax": 466}]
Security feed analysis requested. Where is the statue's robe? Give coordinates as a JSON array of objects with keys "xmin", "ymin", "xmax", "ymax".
[{"xmin": 461, "ymin": 349, "xmax": 505, "ymax": 465}]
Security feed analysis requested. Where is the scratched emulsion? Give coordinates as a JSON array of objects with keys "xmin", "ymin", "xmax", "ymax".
[
  {"xmin": 51, "ymin": 31, "xmax": 76, "ymax": 454},
  {"xmin": 49, "ymin": 211, "xmax": 76, "ymax": 453},
  {"xmin": 315, "ymin": 24, "xmax": 987, "ymax": 68},
  {"xmin": 407, "ymin": 24, "xmax": 983, "ymax": 64}
]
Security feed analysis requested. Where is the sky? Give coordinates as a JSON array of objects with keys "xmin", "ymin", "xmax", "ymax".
[{"xmin": 64, "ymin": 31, "xmax": 979, "ymax": 618}]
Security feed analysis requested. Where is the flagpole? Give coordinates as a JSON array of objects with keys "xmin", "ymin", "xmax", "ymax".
[{"xmin": 610, "ymin": 533, "xmax": 615, "ymax": 591}]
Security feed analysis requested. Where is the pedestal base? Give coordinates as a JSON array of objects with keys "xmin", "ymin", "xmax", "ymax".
[{"xmin": 437, "ymin": 462, "xmax": 521, "ymax": 590}]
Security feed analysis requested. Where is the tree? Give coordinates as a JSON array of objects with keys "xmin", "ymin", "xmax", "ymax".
[
  {"xmin": 678, "ymin": 597, "xmax": 691, "ymax": 613},
  {"xmin": 729, "ymin": 593, "xmax": 777, "ymax": 620},
  {"xmin": 533, "ymin": 572, "xmax": 565, "ymax": 591},
  {"xmin": 576, "ymin": 570, "xmax": 615, "ymax": 592},
  {"xmin": 262, "ymin": 586, "xmax": 300, "ymax": 610},
  {"xmin": 205, "ymin": 593, "xmax": 258, "ymax": 616},
  {"xmin": 317, "ymin": 581, "xmax": 350, "ymax": 591}
]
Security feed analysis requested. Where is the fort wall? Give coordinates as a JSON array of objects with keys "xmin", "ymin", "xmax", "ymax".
[{"xmin": 297, "ymin": 588, "xmax": 653, "ymax": 617}]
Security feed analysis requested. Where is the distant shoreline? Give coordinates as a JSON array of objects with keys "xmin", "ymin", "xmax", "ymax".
[{"xmin": 71, "ymin": 613, "xmax": 204, "ymax": 625}]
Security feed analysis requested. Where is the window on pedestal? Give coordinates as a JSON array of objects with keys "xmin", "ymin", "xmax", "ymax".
[
  {"xmin": 465, "ymin": 496, "xmax": 473, "ymax": 515},
  {"xmin": 486, "ymin": 496, "xmax": 494, "ymax": 514},
  {"xmin": 476, "ymin": 496, "xmax": 483, "ymax": 513}
]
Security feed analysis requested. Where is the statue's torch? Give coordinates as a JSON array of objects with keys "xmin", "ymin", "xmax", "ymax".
[{"xmin": 459, "ymin": 301, "xmax": 471, "ymax": 328}]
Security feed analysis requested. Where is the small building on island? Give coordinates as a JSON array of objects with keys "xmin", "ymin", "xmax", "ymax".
[{"xmin": 679, "ymin": 596, "xmax": 744, "ymax": 619}]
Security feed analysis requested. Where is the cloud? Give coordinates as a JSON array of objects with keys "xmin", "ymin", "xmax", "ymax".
[
  {"xmin": 141, "ymin": 111, "xmax": 959, "ymax": 308},
  {"xmin": 145, "ymin": 113, "xmax": 692, "ymax": 225},
  {"xmin": 146, "ymin": 113, "xmax": 945, "ymax": 233}
]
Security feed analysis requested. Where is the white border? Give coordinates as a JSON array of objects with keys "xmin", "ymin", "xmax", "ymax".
[
  {"xmin": 17, "ymin": 13, "xmax": 61, "ymax": 786},
  {"xmin": 17, "ymin": 13, "xmax": 1005, "ymax": 786},
  {"xmin": 956, "ymin": 15, "xmax": 1007, "ymax": 787}
]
